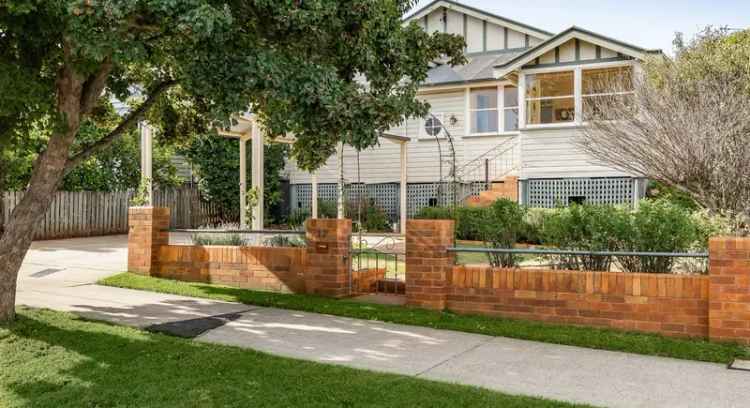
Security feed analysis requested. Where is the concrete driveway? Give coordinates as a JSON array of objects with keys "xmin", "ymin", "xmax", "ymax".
[{"xmin": 14, "ymin": 235, "xmax": 750, "ymax": 408}]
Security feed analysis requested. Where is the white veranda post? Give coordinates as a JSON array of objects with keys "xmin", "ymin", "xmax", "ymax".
[
  {"xmin": 139, "ymin": 122, "xmax": 153, "ymax": 206},
  {"xmin": 239, "ymin": 135, "xmax": 248, "ymax": 229},
  {"xmin": 400, "ymin": 141, "xmax": 407, "ymax": 235},
  {"xmin": 251, "ymin": 122, "xmax": 264, "ymax": 230},
  {"xmin": 311, "ymin": 172, "xmax": 318, "ymax": 219}
]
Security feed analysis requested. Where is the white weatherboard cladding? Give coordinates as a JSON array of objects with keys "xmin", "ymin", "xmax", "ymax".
[
  {"xmin": 287, "ymin": 91, "xmax": 468, "ymax": 184},
  {"xmin": 519, "ymin": 127, "xmax": 631, "ymax": 179}
]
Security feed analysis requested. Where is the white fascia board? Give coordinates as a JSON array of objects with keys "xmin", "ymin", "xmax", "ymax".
[{"xmin": 493, "ymin": 29, "xmax": 650, "ymax": 79}]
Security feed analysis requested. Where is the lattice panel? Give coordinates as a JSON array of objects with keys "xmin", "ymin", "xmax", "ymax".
[
  {"xmin": 290, "ymin": 183, "xmax": 400, "ymax": 221},
  {"xmin": 526, "ymin": 178, "xmax": 635, "ymax": 208}
]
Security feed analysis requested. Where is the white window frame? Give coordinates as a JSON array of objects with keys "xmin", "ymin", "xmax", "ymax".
[
  {"xmin": 519, "ymin": 60, "xmax": 637, "ymax": 130},
  {"xmin": 581, "ymin": 65, "xmax": 636, "ymax": 122},
  {"xmin": 465, "ymin": 83, "xmax": 520, "ymax": 137},
  {"xmin": 523, "ymin": 70, "xmax": 576, "ymax": 128}
]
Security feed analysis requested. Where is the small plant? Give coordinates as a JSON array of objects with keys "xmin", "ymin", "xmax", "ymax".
[
  {"xmin": 244, "ymin": 187, "xmax": 260, "ymax": 227},
  {"xmin": 264, "ymin": 235, "xmax": 307, "ymax": 247},
  {"xmin": 346, "ymin": 198, "xmax": 392, "ymax": 232},
  {"xmin": 130, "ymin": 177, "xmax": 151, "ymax": 206},
  {"xmin": 287, "ymin": 208, "xmax": 310, "ymax": 230},
  {"xmin": 191, "ymin": 233, "xmax": 248, "ymax": 246},
  {"xmin": 478, "ymin": 199, "xmax": 527, "ymax": 267}
]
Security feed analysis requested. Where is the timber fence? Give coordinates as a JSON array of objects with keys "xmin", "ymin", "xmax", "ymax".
[{"xmin": 2, "ymin": 187, "xmax": 220, "ymax": 240}]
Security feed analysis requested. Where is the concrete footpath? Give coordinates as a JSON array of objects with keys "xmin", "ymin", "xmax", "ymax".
[{"xmin": 16, "ymin": 236, "xmax": 750, "ymax": 408}]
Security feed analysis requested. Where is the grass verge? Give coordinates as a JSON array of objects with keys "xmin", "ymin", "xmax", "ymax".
[
  {"xmin": 1, "ymin": 308, "xmax": 584, "ymax": 408},
  {"xmin": 100, "ymin": 272, "xmax": 750, "ymax": 364}
]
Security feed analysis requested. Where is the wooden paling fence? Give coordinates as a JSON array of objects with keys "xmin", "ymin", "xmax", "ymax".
[{"xmin": 1, "ymin": 187, "xmax": 220, "ymax": 240}]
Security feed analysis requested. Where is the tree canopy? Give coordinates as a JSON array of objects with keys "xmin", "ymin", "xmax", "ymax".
[{"xmin": 0, "ymin": 0, "xmax": 466, "ymax": 321}]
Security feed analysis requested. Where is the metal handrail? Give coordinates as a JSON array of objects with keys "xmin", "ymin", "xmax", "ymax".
[
  {"xmin": 170, "ymin": 228, "xmax": 305, "ymax": 235},
  {"xmin": 448, "ymin": 247, "xmax": 708, "ymax": 258}
]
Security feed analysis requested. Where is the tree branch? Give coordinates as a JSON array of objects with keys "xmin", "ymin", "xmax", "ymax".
[
  {"xmin": 63, "ymin": 80, "xmax": 177, "ymax": 175},
  {"xmin": 80, "ymin": 56, "xmax": 113, "ymax": 115}
]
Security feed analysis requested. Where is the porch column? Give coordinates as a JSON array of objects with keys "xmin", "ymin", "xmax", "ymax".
[
  {"xmin": 337, "ymin": 142, "xmax": 345, "ymax": 219},
  {"xmin": 400, "ymin": 141, "xmax": 408, "ymax": 234},
  {"xmin": 139, "ymin": 122, "xmax": 153, "ymax": 205},
  {"xmin": 251, "ymin": 122, "xmax": 264, "ymax": 230},
  {"xmin": 311, "ymin": 172, "xmax": 319, "ymax": 218},
  {"xmin": 239, "ymin": 135, "xmax": 248, "ymax": 228}
]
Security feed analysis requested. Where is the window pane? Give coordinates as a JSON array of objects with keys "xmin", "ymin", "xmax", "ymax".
[
  {"xmin": 503, "ymin": 86, "xmax": 518, "ymax": 107},
  {"xmin": 526, "ymin": 71, "xmax": 574, "ymax": 99},
  {"xmin": 526, "ymin": 97, "xmax": 575, "ymax": 125},
  {"xmin": 583, "ymin": 94, "xmax": 635, "ymax": 120},
  {"xmin": 504, "ymin": 109, "xmax": 519, "ymax": 131},
  {"xmin": 471, "ymin": 109, "xmax": 498, "ymax": 133},
  {"xmin": 470, "ymin": 88, "xmax": 498, "ymax": 110},
  {"xmin": 583, "ymin": 66, "xmax": 633, "ymax": 95}
]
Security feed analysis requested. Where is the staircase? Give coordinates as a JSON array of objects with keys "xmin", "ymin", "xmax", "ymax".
[
  {"xmin": 464, "ymin": 176, "xmax": 519, "ymax": 207},
  {"xmin": 453, "ymin": 136, "xmax": 520, "ymax": 207}
]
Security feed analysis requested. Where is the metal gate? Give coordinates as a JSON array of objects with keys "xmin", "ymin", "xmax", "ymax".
[{"xmin": 350, "ymin": 235, "xmax": 405, "ymax": 295}]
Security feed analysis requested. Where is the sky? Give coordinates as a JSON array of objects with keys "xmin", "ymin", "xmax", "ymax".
[{"xmin": 411, "ymin": 0, "xmax": 749, "ymax": 55}]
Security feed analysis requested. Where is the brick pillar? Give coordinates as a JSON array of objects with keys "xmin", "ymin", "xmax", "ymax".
[
  {"xmin": 708, "ymin": 236, "xmax": 750, "ymax": 345},
  {"xmin": 405, "ymin": 219, "xmax": 455, "ymax": 310},
  {"xmin": 305, "ymin": 218, "xmax": 352, "ymax": 297},
  {"xmin": 127, "ymin": 207, "xmax": 170, "ymax": 275}
]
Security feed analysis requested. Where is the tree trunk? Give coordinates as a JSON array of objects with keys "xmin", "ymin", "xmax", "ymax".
[{"xmin": 0, "ymin": 62, "xmax": 85, "ymax": 322}]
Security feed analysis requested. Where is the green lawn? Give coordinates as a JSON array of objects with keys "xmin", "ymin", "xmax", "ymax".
[
  {"xmin": 0, "ymin": 308, "xmax": 584, "ymax": 408},
  {"xmin": 101, "ymin": 272, "xmax": 750, "ymax": 364}
]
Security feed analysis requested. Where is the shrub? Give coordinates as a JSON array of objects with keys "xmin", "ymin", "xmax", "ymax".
[
  {"xmin": 264, "ymin": 235, "xmax": 307, "ymax": 247},
  {"xmin": 191, "ymin": 233, "xmax": 247, "ymax": 246},
  {"xmin": 414, "ymin": 206, "xmax": 454, "ymax": 220},
  {"xmin": 346, "ymin": 199, "xmax": 392, "ymax": 233},
  {"xmin": 617, "ymin": 199, "xmax": 700, "ymax": 273},
  {"xmin": 287, "ymin": 208, "xmax": 309, "ymax": 230},
  {"xmin": 477, "ymin": 199, "xmax": 527, "ymax": 267},
  {"xmin": 317, "ymin": 200, "xmax": 338, "ymax": 219},
  {"xmin": 541, "ymin": 204, "xmax": 630, "ymax": 271}
]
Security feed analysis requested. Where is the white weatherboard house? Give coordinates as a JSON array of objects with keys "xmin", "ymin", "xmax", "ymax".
[{"xmin": 283, "ymin": 0, "xmax": 660, "ymax": 221}]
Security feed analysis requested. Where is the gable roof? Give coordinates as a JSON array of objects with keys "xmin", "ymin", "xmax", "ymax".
[
  {"xmin": 493, "ymin": 26, "xmax": 663, "ymax": 78},
  {"xmin": 404, "ymin": 0, "xmax": 554, "ymax": 40}
]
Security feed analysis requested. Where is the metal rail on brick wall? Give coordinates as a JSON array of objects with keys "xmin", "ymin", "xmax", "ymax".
[
  {"xmin": 448, "ymin": 247, "xmax": 708, "ymax": 258},
  {"xmin": 448, "ymin": 247, "xmax": 709, "ymax": 274}
]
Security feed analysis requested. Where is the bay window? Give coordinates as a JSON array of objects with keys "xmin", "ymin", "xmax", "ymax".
[{"xmin": 525, "ymin": 71, "xmax": 575, "ymax": 125}]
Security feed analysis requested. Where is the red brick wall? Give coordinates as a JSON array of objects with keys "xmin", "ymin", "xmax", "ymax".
[
  {"xmin": 709, "ymin": 236, "xmax": 750, "ymax": 345},
  {"xmin": 127, "ymin": 209, "xmax": 353, "ymax": 297},
  {"xmin": 449, "ymin": 266, "xmax": 709, "ymax": 337},
  {"xmin": 406, "ymin": 219, "xmax": 750, "ymax": 342},
  {"xmin": 405, "ymin": 219, "xmax": 455, "ymax": 310},
  {"xmin": 153, "ymin": 245, "xmax": 307, "ymax": 293},
  {"xmin": 304, "ymin": 218, "xmax": 352, "ymax": 297},
  {"xmin": 127, "ymin": 207, "xmax": 170, "ymax": 275}
]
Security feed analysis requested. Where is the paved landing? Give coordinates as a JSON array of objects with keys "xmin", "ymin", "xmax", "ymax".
[{"xmin": 16, "ymin": 235, "xmax": 750, "ymax": 408}]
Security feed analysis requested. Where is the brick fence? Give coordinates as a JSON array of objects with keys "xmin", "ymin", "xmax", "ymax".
[
  {"xmin": 127, "ymin": 207, "xmax": 350, "ymax": 296},
  {"xmin": 407, "ymin": 219, "xmax": 750, "ymax": 345}
]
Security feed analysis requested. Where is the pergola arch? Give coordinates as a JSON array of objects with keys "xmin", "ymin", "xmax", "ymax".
[{"xmin": 139, "ymin": 113, "xmax": 410, "ymax": 233}]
